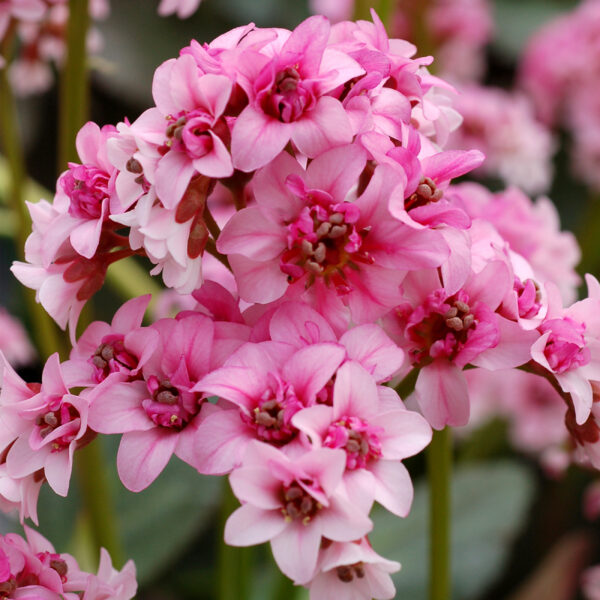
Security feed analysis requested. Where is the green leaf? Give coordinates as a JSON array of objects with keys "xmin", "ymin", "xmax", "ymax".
[{"xmin": 370, "ymin": 460, "xmax": 535, "ymax": 599}]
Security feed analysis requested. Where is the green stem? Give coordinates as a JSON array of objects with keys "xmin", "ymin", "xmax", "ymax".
[
  {"xmin": 59, "ymin": 0, "xmax": 90, "ymax": 171},
  {"xmin": 75, "ymin": 439, "xmax": 125, "ymax": 567},
  {"xmin": 0, "ymin": 30, "xmax": 64, "ymax": 360},
  {"xmin": 427, "ymin": 427, "xmax": 452, "ymax": 600},
  {"xmin": 218, "ymin": 481, "xmax": 252, "ymax": 600}
]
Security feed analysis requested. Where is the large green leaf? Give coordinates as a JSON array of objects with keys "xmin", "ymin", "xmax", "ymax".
[{"xmin": 370, "ymin": 460, "xmax": 535, "ymax": 599}]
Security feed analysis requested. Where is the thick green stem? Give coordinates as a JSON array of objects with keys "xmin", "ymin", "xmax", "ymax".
[
  {"xmin": 218, "ymin": 482, "xmax": 251, "ymax": 600},
  {"xmin": 0, "ymin": 30, "xmax": 64, "ymax": 360},
  {"xmin": 59, "ymin": 0, "xmax": 90, "ymax": 171},
  {"xmin": 75, "ymin": 439, "xmax": 125, "ymax": 567},
  {"xmin": 427, "ymin": 427, "xmax": 452, "ymax": 600}
]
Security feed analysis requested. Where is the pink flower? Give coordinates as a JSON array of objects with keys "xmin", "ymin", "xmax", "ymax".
[
  {"xmin": 230, "ymin": 15, "xmax": 363, "ymax": 172},
  {"xmin": 454, "ymin": 183, "xmax": 581, "ymax": 305},
  {"xmin": 531, "ymin": 277, "xmax": 600, "ymax": 425},
  {"xmin": 447, "ymin": 84, "xmax": 555, "ymax": 194},
  {"xmin": 61, "ymin": 295, "xmax": 156, "ymax": 388},
  {"xmin": 218, "ymin": 146, "xmax": 448, "ymax": 323},
  {"xmin": 224, "ymin": 441, "xmax": 372, "ymax": 584},
  {"xmin": 308, "ymin": 538, "xmax": 400, "ymax": 600},
  {"xmin": 193, "ymin": 339, "xmax": 346, "ymax": 474},
  {"xmin": 385, "ymin": 262, "xmax": 538, "ymax": 429},
  {"xmin": 292, "ymin": 361, "xmax": 432, "ymax": 516},
  {"xmin": 131, "ymin": 55, "xmax": 233, "ymax": 208},
  {"xmin": 87, "ymin": 312, "xmax": 247, "ymax": 491},
  {"xmin": 0, "ymin": 353, "xmax": 92, "ymax": 497}
]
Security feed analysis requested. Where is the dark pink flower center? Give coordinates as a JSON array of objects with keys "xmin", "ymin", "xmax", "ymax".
[
  {"xmin": 404, "ymin": 290, "xmax": 478, "ymax": 366},
  {"xmin": 35, "ymin": 398, "xmax": 81, "ymax": 451},
  {"xmin": 336, "ymin": 562, "xmax": 366, "ymax": 583},
  {"xmin": 143, "ymin": 376, "xmax": 201, "ymax": 430},
  {"xmin": 280, "ymin": 175, "xmax": 372, "ymax": 293},
  {"xmin": 280, "ymin": 480, "xmax": 321, "ymax": 523},
  {"xmin": 242, "ymin": 377, "xmax": 302, "ymax": 444},
  {"xmin": 36, "ymin": 552, "xmax": 68, "ymax": 582},
  {"xmin": 89, "ymin": 334, "xmax": 138, "ymax": 383},
  {"xmin": 162, "ymin": 111, "xmax": 229, "ymax": 160},
  {"xmin": 324, "ymin": 416, "xmax": 383, "ymax": 469},
  {"xmin": 539, "ymin": 317, "xmax": 590, "ymax": 374},
  {"xmin": 404, "ymin": 176, "xmax": 443, "ymax": 211},
  {"xmin": 260, "ymin": 66, "xmax": 315, "ymax": 123},
  {"xmin": 62, "ymin": 163, "xmax": 110, "ymax": 220}
]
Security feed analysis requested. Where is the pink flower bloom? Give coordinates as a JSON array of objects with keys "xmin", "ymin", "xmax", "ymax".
[
  {"xmin": 87, "ymin": 311, "xmax": 247, "ymax": 491},
  {"xmin": 0, "ymin": 353, "xmax": 93, "ymax": 497},
  {"xmin": 230, "ymin": 15, "xmax": 363, "ymax": 172},
  {"xmin": 111, "ymin": 183, "xmax": 208, "ymax": 294},
  {"xmin": 583, "ymin": 564, "xmax": 600, "ymax": 600},
  {"xmin": 77, "ymin": 549, "xmax": 137, "ymax": 600},
  {"xmin": 131, "ymin": 55, "xmax": 233, "ymax": 208},
  {"xmin": 308, "ymin": 538, "xmax": 400, "ymax": 600},
  {"xmin": 447, "ymin": 84, "xmax": 555, "ymax": 194},
  {"xmin": 453, "ymin": 183, "xmax": 581, "ymax": 304},
  {"xmin": 385, "ymin": 262, "xmax": 538, "ymax": 429},
  {"xmin": 218, "ymin": 146, "xmax": 448, "ymax": 323},
  {"xmin": 224, "ymin": 441, "xmax": 372, "ymax": 584},
  {"xmin": 61, "ymin": 295, "xmax": 156, "ymax": 388},
  {"xmin": 531, "ymin": 277, "xmax": 600, "ymax": 425},
  {"xmin": 292, "ymin": 361, "xmax": 432, "ymax": 516},
  {"xmin": 157, "ymin": 0, "xmax": 202, "ymax": 18},
  {"xmin": 193, "ymin": 339, "xmax": 345, "ymax": 474}
]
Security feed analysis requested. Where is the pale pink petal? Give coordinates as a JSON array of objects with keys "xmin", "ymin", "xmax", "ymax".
[
  {"xmin": 269, "ymin": 302, "xmax": 336, "ymax": 346},
  {"xmin": 117, "ymin": 429, "xmax": 178, "ymax": 492},
  {"xmin": 44, "ymin": 449, "xmax": 72, "ymax": 497},
  {"xmin": 88, "ymin": 381, "xmax": 152, "ymax": 434},
  {"xmin": 339, "ymin": 324, "xmax": 404, "ymax": 381},
  {"xmin": 192, "ymin": 132, "xmax": 233, "ymax": 178},
  {"xmin": 230, "ymin": 466, "xmax": 282, "ymax": 509},
  {"xmin": 111, "ymin": 295, "xmax": 151, "ymax": 332},
  {"xmin": 370, "ymin": 460, "xmax": 413, "ymax": 517},
  {"xmin": 229, "ymin": 254, "xmax": 288, "ymax": 303},
  {"xmin": 415, "ymin": 361, "xmax": 469, "ymax": 430},
  {"xmin": 231, "ymin": 106, "xmax": 291, "ymax": 172},
  {"xmin": 332, "ymin": 361, "xmax": 379, "ymax": 419},
  {"xmin": 372, "ymin": 410, "xmax": 432, "ymax": 459},
  {"xmin": 290, "ymin": 97, "xmax": 352, "ymax": 158},
  {"xmin": 224, "ymin": 504, "xmax": 287, "ymax": 546},
  {"xmin": 155, "ymin": 151, "xmax": 196, "ymax": 209},
  {"xmin": 319, "ymin": 495, "xmax": 373, "ymax": 541},
  {"xmin": 472, "ymin": 317, "xmax": 539, "ymax": 370},
  {"xmin": 194, "ymin": 408, "xmax": 252, "ymax": 475},
  {"xmin": 217, "ymin": 207, "xmax": 285, "ymax": 260},
  {"xmin": 282, "ymin": 343, "xmax": 345, "ymax": 401},
  {"xmin": 271, "ymin": 521, "xmax": 322, "ymax": 584}
]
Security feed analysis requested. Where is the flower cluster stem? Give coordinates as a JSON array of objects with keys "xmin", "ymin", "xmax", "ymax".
[
  {"xmin": 427, "ymin": 426, "xmax": 452, "ymax": 600},
  {"xmin": 218, "ymin": 482, "xmax": 252, "ymax": 600},
  {"xmin": 0, "ymin": 29, "xmax": 64, "ymax": 360},
  {"xmin": 75, "ymin": 440, "xmax": 126, "ymax": 567},
  {"xmin": 59, "ymin": 0, "xmax": 90, "ymax": 171}
]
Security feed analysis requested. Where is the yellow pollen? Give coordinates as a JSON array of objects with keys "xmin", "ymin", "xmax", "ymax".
[{"xmin": 170, "ymin": 414, "xmax": 178, "ymax": 424}]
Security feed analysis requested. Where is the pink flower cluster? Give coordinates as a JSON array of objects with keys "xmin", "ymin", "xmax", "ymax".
[
  {"xmin": 447, "ymin": 85, "xmax": 555, "ymax": 194},
  {"xmin": 519, "ymin": 0, "xmax": 600, "ymax": 190},
  {"xmin": 310, "ymin": 0, "xmax": 494, "ymax": 82},
  {"xmin": 0, "ymin": 526, "xmax": 136, "ymax": 600},
  {"xmin": 6, "ymin": 10, "xmax": 599, "ymax": 597},
  {"xmin": 0, "ymin": 0, "xmax": 201, "ymax": 95}
]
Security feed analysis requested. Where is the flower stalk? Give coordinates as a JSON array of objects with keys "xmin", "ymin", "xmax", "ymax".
[
  {"xmin": 427, "ymin": 426, "xmax": 452, "ymax": 600},
  {"xmin": 59, "ymin": 0, "xmax": 91, "ymax": 171}
]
